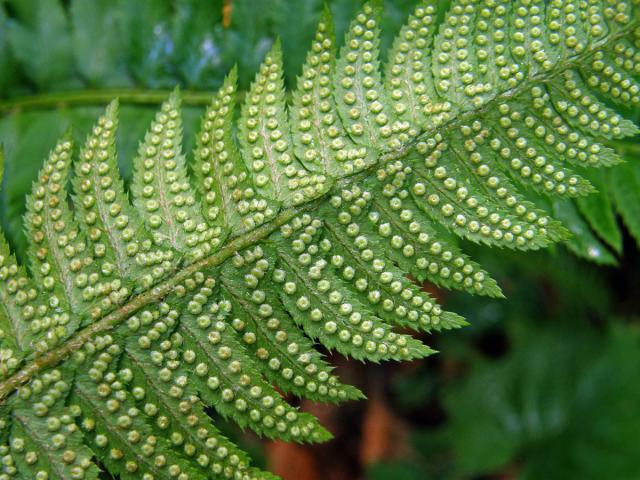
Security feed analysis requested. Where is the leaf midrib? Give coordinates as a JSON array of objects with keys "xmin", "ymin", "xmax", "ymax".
[{"xmin": 0, "ymin": 22, "xmax": 630, "ymax": 403}]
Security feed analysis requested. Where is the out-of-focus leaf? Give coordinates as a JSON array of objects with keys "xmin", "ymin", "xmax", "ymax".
[
  {"xmin": 611, "ymin": 160, "xmax": 640, "ymax": 249},
  {"xmin": 577, "ymin": 170, "xmax": 622, "ymax": 253},
  {"xmin": 121, "ymin": 0, "xmax": 176, "ymax": 87},
  {"xmin": 6, "ymin": 0, "xmax": 78, "ymax": 89},
  {"xmin": 440, "ymin": 323, "xmax": 640, "ymax": 480},
  {"xmin": 552, "ymin": 200, "xmax": 617, "ymax": 266},
  {"xmin": 172, "ymin": 0, "xmax": 226, "ymax": 88},
  {"xmin": 70, "ymin": 0, "xmax": 132, "ymax": 86},
  {"xmin": 0, "ymin": 6, "xmax": 19, "ymax": 93},
  {"xmin": 392, "ymin": 370, "xmax": 436, "ymax": 411}
]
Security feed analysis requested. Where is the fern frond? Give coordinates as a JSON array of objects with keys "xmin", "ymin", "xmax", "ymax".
[{"xmin": 0, "ymin": 1, "xmax": 638, "ymax": 478}]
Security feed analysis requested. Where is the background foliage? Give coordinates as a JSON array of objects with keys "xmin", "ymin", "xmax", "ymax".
[{"xmin": 1, "ymin": 0, "xmax": 639, "ymax": 478}]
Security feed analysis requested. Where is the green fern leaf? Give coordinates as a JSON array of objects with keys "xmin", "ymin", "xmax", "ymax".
[
  {"xmin": 131, "ymin": 91, "xmax": 221, "ymax": 261},
  {"xmin": 0, "ymin": 1, "xmax": 638, "ymax": 478},
  {"xmin": 239, "ymin": 42, "xmax": 305, "ymax": 204}
]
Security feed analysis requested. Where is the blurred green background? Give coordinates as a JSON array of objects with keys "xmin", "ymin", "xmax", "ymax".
[{"xmin": 1, "ymin": 1, "xmax": 639, "ymax": 479}]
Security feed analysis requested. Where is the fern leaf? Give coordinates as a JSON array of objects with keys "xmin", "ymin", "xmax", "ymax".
[
  {"xmin": 124, "ymin": 337, "xmax": 262, "ymax": 479},
  {"xmin": 195, "ymin": 69, "xmax": 278, "ymax": 235},
  {"xmin": 0, "ymin": 150, "xmax": 32, "ymax": 369},
  {"xmin": 291, "ymin": 7, "xmax": 372, "ymax": 177},
  {"xmin": 276, "ymin": 214, "xmax": 435, "ymax": 362},
  {"xmin": 0, "ymin": 234, "xmax": 27, "ymax": 376},
  {"xmin": 12, "ymin": 373, "xmax": 99, "ymax": 480},
  {"xmin": 177, "ymin": 287, "xmax": 330, "ymax": 443},
  {"xmin": 335, "ymin": 2, "xmax": 394, "ymax": 150},
  {"xmin": 550, "ymin": 70, "xmax": 639, "ymax": 140},
  {"xmin": 221, "ymin": 247, "xmax": 363, "ymax": 403},
  {"xmin": 72, "ymin": 102, "xmax": 172, "ymax": 290},
  {"xmin": 385, "ymin": 1, "xmax": 439, "ymax": 134},
  {"xmin": 239, "ymin": 42, "xmax": 303, "ymax": 204},
  {"xmin": 432, "ymin": 0, "xmax": 481, "ymax": 109},
  {"xmin": 0, "ymin": 1, "xmax": 638, "ymax": 478},
  {"xmin": 132, "ymin": 91, "xmax": 220, "ymax": 261}
]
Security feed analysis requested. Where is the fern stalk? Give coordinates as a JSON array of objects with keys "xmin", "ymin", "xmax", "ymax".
[{"xmin": 0, "ymin": 90, "xmax": 218, "ymax": 113}]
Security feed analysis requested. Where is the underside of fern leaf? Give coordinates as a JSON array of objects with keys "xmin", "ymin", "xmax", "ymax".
[{"xmin": 0, "ymin": 1, "xmax": 638, "ymax": 478}]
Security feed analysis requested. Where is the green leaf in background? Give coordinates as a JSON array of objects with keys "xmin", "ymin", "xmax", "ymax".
[
  {"xmin": 5, "ymin": 0, "xmax": 78, "ymax": 89},
  {"xmin": 440, "ymin": 324, "xmax": 640, "ymax": 480},
  {"xmin": 611, "ymin": 160, "xmax": 640, "ymax": 250},
  {"xmin": 374, "ymin": 236, "xmax": 629, "ymax": 480},
  {"xmin": 0, "ymin": 7, "xmax": 18, "ymax": 93},
  {"xmin": 0, "ymin": 110, "xmax": 69, "ymax": 257},
  {"xmin": 122, "ymin": 0, "xmax": 177, "ymax": 88},
  {"xmin": 552, "ymin": 200, "xmax": 617, "ymax": 266},
  {"xmin": 577, "ymin": 170, "xmax": 623, "ymax": 254},
  {"xmin": 171, "ymin": 0, "xmax": 226, "ymax": 88},
  {"xmin": 70, "ymin": 0, "xmax": 132, "ymax": 86}
]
